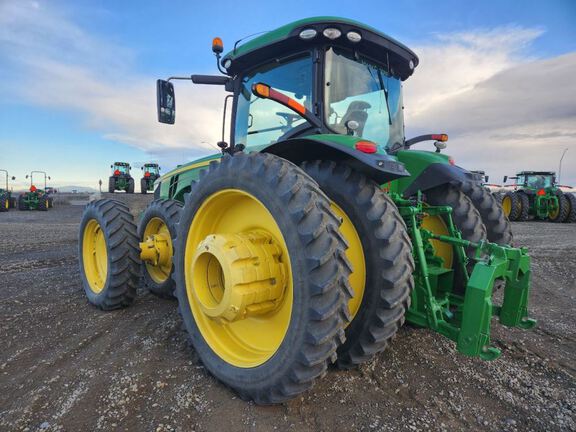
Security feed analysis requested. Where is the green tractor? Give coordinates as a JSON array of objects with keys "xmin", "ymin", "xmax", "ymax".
[
  {"xmin": 502, "ymin": 171, "xmax": 575, "ymax": 222},
  {"xmin": 79, "ymin": 17, "xmax": 535, "ymax": 404},
  {"xmin": 19, "ymin": 171, "xmax": 52, "ymax": 211},
  {"xmin": 0, "ymin": 170, "xmax": 17, "ymax": 212},
  {"xmin": 108, "ymin": 162, "xmax": 135, "ymax": 193},
  {"xmin": 140, "ymin": 163, "xmax": 161, "ymax": 194}
]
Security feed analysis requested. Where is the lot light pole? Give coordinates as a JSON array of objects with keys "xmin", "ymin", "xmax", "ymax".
[{"xmin": 558, "ymin": 148, "xmax": 568, "ymax": 184}]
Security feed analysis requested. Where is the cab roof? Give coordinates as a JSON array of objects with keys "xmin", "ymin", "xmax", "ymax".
[
  {"xmin": 517, "ymin": 171, "xmax": 555, "ymax": 176},
  {"xmin": 222, "ymin": 17, "xmax": 419, "ymax": 80},
  {"xmin": 114, "ymin": 162, "xmax": 129, "ymax": 166}
]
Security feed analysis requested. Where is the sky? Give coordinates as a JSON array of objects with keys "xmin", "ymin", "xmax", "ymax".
[{"xmin": 1, "ymin": 0, "xmax": 575, "ymax": 190}]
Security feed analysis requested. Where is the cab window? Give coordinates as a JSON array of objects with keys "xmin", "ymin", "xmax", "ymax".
[{"xmin": 234, "ymin": 54, "xmax": 313, "ymax": 148}]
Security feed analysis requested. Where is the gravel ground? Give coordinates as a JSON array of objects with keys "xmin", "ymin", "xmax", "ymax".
[{"xmin": 0, "ymin": 200, "xmax": 574, "ymax": 432}]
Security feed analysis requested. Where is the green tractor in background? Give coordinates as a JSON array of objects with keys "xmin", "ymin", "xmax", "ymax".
[
  {"xmin": 502, "ymin": 171, "xmax": 575, "ymax": 223},
  {"xmin": 0, "ymin": 170, "xmax": 17, "ymax": 212},
  {"xmin": 140, "ymin": 163, "xmax": 161, "ymax": 194},
  {"xmin": 79, "ymin": 17, "xmax": 534, "ymax": 404},
  {"xmin": 108, "ymin": 162, "xmax": 135, "ymax": 193},
  {"xmin": 18, "ymin": 171, "xmax": 52, "ymax": 211}
]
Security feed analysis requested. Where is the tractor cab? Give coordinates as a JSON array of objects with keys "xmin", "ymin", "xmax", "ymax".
[
  {"xmin": 112, "ymin": 162, "xmax": 131, "ymax": 176},
  {"xmin": 157, "ymin": 17, "xmax": 424, "ymax": 183},
  {"xmin": 142, "ymin": 163, "xmax": 160, "ymax": 178},
  {"xmin": 517, "ymin": 171, "xmax": 556, "ymax": 190}
]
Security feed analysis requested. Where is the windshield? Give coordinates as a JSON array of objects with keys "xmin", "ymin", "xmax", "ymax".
[
  {"xmin": 144, "ymin": 165, "xmax": 159, "ymax": 174},
  {"xmin": 114, "ymin": 165, "xmax": 129, "ymax": 174},
  {"xmin": 235, "ymin": 54, "xmax": 313, "ymax": 148},
  {"xmin": 523, "ymin": 175, "xmax": 553, "ymax": 188},
  {"xmin": 324, "ymin": 47, "xmax": 404, "ymax": 149}
]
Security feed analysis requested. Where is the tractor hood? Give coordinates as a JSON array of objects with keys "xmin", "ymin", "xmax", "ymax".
[{"xmin": 222, "ymin": 17, "xmax": 419, "ymax": 81}]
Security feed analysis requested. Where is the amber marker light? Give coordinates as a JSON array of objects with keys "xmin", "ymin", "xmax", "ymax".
[
  {"xmin": 212, "ymin": 37, "xmax": 223, "ymax": 54},
  {"xmin": 355, "ymin": 141, "xmax": 377, "ymax": 154},
  {"xmin": 431, "ymin": 134, "xmax": 448, "ymax": 142}
]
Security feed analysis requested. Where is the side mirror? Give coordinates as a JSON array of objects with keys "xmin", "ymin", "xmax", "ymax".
[
  {"xmin": 48, "ymin": 176, "xmax": 51, "ymax": 180},
  {"xmin": 485, "ymin": 176, "xmax": 489, "ymax": 183},
  {"xmin": 503, "ymin": 176, "xmax": 508, "ymax": 183},
  {"xmin": 157, "ymin": 79, "xmax": 176, "ymax": 124},
  {"xmin": 11, "ymin": 176, "xmax": 15, "ymax": 180},
  {"xmin": 110, "ymin": 165, "xmax": 113, "ymax": 169},
  {"xmin": 26, "ymin": 175, "xmax": 29, "ymax": 179}
]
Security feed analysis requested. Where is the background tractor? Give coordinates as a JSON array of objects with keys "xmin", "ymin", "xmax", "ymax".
[
  {"xmin": 140, "ymin": 163, "xmax": 161, "ymax": 194},
  {"xmin": 108, "ymin": 162, "xmax": 134, "ymax": 193},
  {"xmin": 502, "ymin": 171, "xmax": 574, "ymax": 222},
  {"xmin": 18, "ymin": 171, "xmax": 52, "ymax": 211},
  {"xmin": 79, "ymin": 17, "xmax": 535, "ymax": 404},
  {"xmin": 0, "ymin": 170, "xmax": 17, "ymax": 212}
]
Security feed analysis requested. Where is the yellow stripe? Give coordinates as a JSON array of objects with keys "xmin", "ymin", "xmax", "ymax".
[{"xmin": 158, "ymin": 159, "xmax": 216, "ymax": 182}]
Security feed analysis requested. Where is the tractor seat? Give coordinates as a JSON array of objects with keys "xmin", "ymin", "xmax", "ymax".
[{"xmin": 338, "ymin": 101, "xmax": 371, "ymax": 136}]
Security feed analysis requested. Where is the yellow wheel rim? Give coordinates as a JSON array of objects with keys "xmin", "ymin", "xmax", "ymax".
[
  {"xmin": 421, "ymin": 214, "xmax": 453, "ymax": 268},
  {"xmin": 502, "ymin": 196, "xmax": 512, "ymax": 217},
  {"xmin": 143, "ymin": 217, "xmax": 173, "ymax": 283},
  {"xmin": 82, "ymin": 219, "xmax": 108, "ymax": 293},
  {"xmin": 184, "ymin": 189, "xmax": 293, "ymax": 368},
  {"xmin": 549, "ymin": 205, "xmax": 559, "ymax": 219},
  {"xmin": 330, "ymin": 203, "xmax": 365, "ymax": 322}
]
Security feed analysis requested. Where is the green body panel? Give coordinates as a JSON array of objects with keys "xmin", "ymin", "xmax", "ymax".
[
  {"xmin": 223, "ymin": 16, "xmax": 411, "ymax": 64},
  {"xmin": 158, "ymin": 154, "xmax": 220, "ymax": 201},
  {"xmin": 388, "ymin": 150, "xmax": 451, "ymax": 193},
  {"xmin": 307, "ymin": 134, "xmax": 387, "ymax": 155}
]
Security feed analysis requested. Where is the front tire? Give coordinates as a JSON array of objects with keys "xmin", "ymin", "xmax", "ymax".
[
  {"xmin": 302, "ymin": 161, "xmax": 414, "ymax": 369},
  {"xmin": 461, "ymin": 182, "xmax": 513, "ymax": 245},
  {"xmin": 173, "ymin": 153, "xmax": 351, "ymax": 404},
  {"xmin": 425, "ymin": 184, "xmax": 487, "ymax": 290}
]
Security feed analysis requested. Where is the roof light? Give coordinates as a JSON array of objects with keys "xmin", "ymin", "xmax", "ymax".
[
  {"xmin": 223, "ymin": 59, "xmax": 232, "ymax": 69},
  {"xmin": 323, "ymin": 28, "xmax": 341, "ymax": 40},
  {"xmin": 346, "ymin": 31, "xmax": 362, "ymax": 42},
  {"xmin": 212, "ymin": 37, "xmax": 223, "ymax": 54},
  {"xmin": 299, "ymin": 29, "xmax": 317, "ymax": 40},
  {"xmin": 355, "ymin": 141, "xmax": 377, "ymax": 154},
  {"xmin": 409, "ymin": 60, "xmax": 415, "ymax": 70}
]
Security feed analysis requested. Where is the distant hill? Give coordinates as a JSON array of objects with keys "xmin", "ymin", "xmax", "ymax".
[{"xmin": 56, "ymin": 185, "xmax": 98, "ymax": 193}]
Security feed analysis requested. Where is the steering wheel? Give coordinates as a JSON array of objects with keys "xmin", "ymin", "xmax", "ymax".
[{"xmin": 276, "ymin": 112, "xmax": 302, "ymax": 127}]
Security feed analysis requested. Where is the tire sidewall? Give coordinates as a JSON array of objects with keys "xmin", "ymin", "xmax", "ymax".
[
  {"xmin": 79, "ymin": 203, "xmax": 111, "ymax": 305},
  {"xmin": 174, "ymin": 157, "xmax": 321, "ymax": 389}
]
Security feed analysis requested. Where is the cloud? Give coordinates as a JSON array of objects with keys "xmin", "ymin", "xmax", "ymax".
[
  {"xmin": 1, "ymin": 3, "xmax": 575, "ymax": 185},
  {"xmin": 0, "ymin": 1, "xmax": 224, "ymax": 160},
  {"xmin": 404, "ymin": 29, "xmax": 576, "ymax": 185}
]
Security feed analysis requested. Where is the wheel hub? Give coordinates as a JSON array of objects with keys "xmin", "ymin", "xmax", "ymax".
[
  {"xmin": 140, "ymin": 233, "xmax": 171, "ymax": 267},
  {"xmin": 191, "ymin": 230, "xmax": 287, "ymax": 323}
]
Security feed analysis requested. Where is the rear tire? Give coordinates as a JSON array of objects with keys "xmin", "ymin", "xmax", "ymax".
[
  {"xmin": 563, "ymin": 194, "xmax": 576, "ymax": 223},
  {"xmin": 18, "ymin": 195, "xmax": 29, "ymax": 211},
  {"xmin": 127, "ymin": 178, "xmax": 135, "ymax": 194},
  {"xmin": 425, "ymin": 184, "xmax": 487, "ymax": 290},
  {"xmin": 173, "ymin": 153, "xmax": 351, "ymax": 404},
  {"xmin": 502, "ymin": 192, "xmax": 521, "ymax": 221},
  {"xmin": 38, "ymin": 196, "xmax": 49, "ymax": 211},
  {"xmin": 140, "ymin": 178, "xmax": 148, "ymax": 194},
  {"xmin": 79, "ymin": 199, "xmax": 140, "ymax": 310},
  {"xmin": 10, "ymin": 197, "xmax": 16, "ymax": 209},
  {"xmin": 517, "ymin": 192, "xmax": 530, "ymax": 221},
  {"xmin": 302, "ymin": 161, "xmax": 414, "ymax": 369},
  {"xmin": 108, "ymin": 177, "xmax": 116, "ymax": 193},
  {"xmin": 461, "ymin": 182, "xmax": 513, "ymax": 245},
  {"xmin": 550, "ymin": 193, "xmax": 569, "ymax": 223},
  {"xmin": 0, "ymin": 194, "xmax": 8, "ymax": 212},
  {"xmin": 138, "ymin": 199, "xmax": 182, "ymax": 298}
]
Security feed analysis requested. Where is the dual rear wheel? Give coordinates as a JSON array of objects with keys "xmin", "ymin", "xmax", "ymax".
[{"xmin": 78, "ymin": 153, "xmax": 415, "ymax": 403}]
